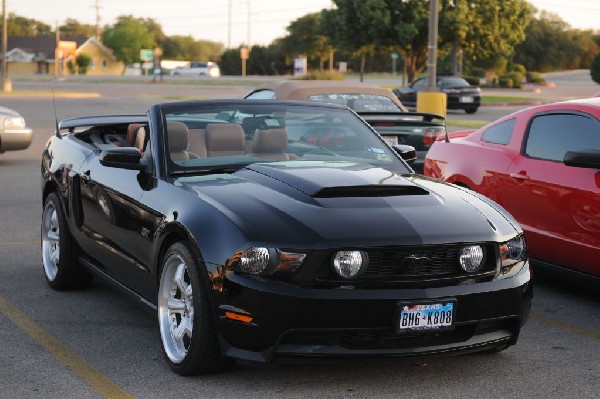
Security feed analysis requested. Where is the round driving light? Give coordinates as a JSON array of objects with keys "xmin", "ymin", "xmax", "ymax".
[
  {"xmin": 332, "ymin": 251, "xmax": 368, "ymax": 279},
  {"xmin": 506, "ymin": 236, "xmax": 525, "ymax": 260},
  {"xmin": 459, "ymin": 245, "xmax": 484, "ymax": 272},
  {"xmin": 238, "ymin": 247, "xmax": 269, "ymax": 274}
]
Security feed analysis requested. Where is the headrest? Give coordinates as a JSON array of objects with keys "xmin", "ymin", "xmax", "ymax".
[
  {"xmin": 167, "ymin": 121, "xmax": 189, "ymax": 151},
  {"xmin": 252, "ymin": 128, "xmax": 288, "ymax": 153},
  {"xmin": 206, "ymin": 123, "xmax": 245, "ymax": 151}
]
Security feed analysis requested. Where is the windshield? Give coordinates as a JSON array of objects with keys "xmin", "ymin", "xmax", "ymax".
[
  {"xmin": 160, "ymin": 102, "xmax": 410, "ymax": 175},
  {"xmin": 307, "ymin": 93, "xmax": 402, "ymax": 112}
]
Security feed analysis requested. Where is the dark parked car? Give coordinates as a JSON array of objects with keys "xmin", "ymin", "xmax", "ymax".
[
  {"xmin": 245, "ymin": 80, "xmax": 446, "ymax": 173},
  {"xmin": 425, "ymin": 97, "xmax": 600, "ymax": 285},
  {"xmin": 41, "ymin": 100, "xmax": 532, "ymax": 375},
  {"xmin": 394, "ymin": 76, "xmax": 481, "ymax": 114}
]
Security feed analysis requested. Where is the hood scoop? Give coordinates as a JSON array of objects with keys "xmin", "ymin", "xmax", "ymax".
[{"xmin": 313, "ymin": 185, "xmax": 429, "ymax": 198}]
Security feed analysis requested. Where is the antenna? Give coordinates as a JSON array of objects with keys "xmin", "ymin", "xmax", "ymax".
[{"xmin": 52, "ymin": 89, "xmax": 60, "ymax": 138}]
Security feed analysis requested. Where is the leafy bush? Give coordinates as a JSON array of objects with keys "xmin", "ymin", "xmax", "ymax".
[
  {"xmin": 526, "ymin": 71, "xmax": 547, "ymax": 84},
  {"xmin": 499, "ymin": 77, "xmax": 513, "ymax": 88},
  {"xmin": 511, "ymin": 64, "xmax": 527, "ymax": 75},
  {"xmin": 502, "ymin": 72, "xmax": 523, "ymax": 88},
  {"xmin": 76, "ymin": 54, "xmax": 92, "ymax": 74},
  {"xmin": 591, "ymin": 54, "xmax": 600, "ymax": 85}
]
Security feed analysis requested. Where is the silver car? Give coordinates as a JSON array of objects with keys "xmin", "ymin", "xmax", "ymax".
[
  {"xmin": 0, "ymin": 106, "xmax": 32, "ymax": 154},
  {"xmin": 170, "ymin": 62, "xmax": 221, "ymax": 78}
]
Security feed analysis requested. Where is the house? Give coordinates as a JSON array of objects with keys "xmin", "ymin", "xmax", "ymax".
[{"xmin": 6, "ymin": 36, "xmax": 124, "ymax": 76}]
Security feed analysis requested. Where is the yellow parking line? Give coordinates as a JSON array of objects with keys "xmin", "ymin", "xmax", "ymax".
[
  {"xmin": 530, "ymin": 311, "xmax": 600, "ymax": 340},
  {"xmin": 0, "ymin": 240, "xmax": 38, "ymax": 246},
  {"xmin": 0, "ymin": 293, "xmax": 134, "ymax": 399}
]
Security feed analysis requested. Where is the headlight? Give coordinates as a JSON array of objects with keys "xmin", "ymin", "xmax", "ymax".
[
  {"xmin": 233, "ymin": 247, "xmax": 306, "ymax": 276},
  {"xmin": 4, "ymin": 116, "xmax": 26, "ymax": 130},
  {"xmin": 459, "ymin": 245, "xmax": 484, "ymax": 272},
  {"xmin": 498, "ymin": 235, "xmax": 527, "ymax": 278},
  {"xmin": 237, "ymin": 247, "xmax": 270, "ymax": 274},
  {"xmin": 332, "ymin": 250, "xmax": 368, "ymax": 279}
]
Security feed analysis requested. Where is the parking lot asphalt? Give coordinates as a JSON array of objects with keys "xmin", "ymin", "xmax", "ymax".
[{"xmin": 0, "ymin": 73, "xmax": 598, "ymax": 398}]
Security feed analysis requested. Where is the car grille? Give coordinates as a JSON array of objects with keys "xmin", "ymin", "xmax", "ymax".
[{"xmin": 315, "ymin": 244, "xmax": 497, "ymax": 285}]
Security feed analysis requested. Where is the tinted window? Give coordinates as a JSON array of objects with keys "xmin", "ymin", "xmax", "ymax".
[
  {"xmin": 246, "ymin": 90, "xmax": 276, "ymax": 99},
  {"xmin": 437, "ymin": 77, "xmax": 470, "ymax": 87},
  {"xmin": 481, "ymin": 119, "xmax": 516, "ymax": 145},
  {"xmin": 307, "ymin": 93, "xmax": 402, "ymax": 112},
  {"xmin": 525, "ymin": 113, "xmax": 600, "ymax": 161}
]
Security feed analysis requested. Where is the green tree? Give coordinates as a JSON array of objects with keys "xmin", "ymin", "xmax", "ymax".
[
  {"xmin": 1, "ymin": 13, "xmax": 51, "ymax": 36},
  {"xmin": 437, "ymin": 0, "xmax": 533, "ymax": 79},
  {"xmin": 162, "ymin": 35, "xmax": 223, "ymax": 61},
  {"xmin": 322, "ymin": 0, "xmax": 390, "ymax": 81},
  {"xmin": 60, "ymin": 18, "xmax": 95, "ymax": 37},
  {"xmin": 282, "ymin": 13, "xmax": 331, "ymax": 71},
  {"xmin": 102, "ymin": 16, "xmax": 157, "ymax": 71},
  {"xmin": 514, "ymin": 11, "xmax": 580, "ymax": 72}
]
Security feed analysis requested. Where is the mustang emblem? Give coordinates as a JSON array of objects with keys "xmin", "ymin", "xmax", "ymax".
[{"xmin": 400, "ymin": 254, "xmax": 431, "ymax": 270}]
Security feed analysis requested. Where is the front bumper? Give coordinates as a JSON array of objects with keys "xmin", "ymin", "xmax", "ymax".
[
  {"xmin": 216, "ymin": 262, "xmax": 532, "ymax": 363},
  {"xmin": 0, "ymin": 128, "xmax": 33, "ymax": 152}
]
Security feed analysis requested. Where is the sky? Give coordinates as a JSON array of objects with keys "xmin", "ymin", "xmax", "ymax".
[{"xmin": 9, "ymin": 0, "xmax": 600, "ymax": 48}]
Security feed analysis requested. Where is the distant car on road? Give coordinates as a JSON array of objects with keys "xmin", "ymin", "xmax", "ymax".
[
  {"xmin": 424, "ymin": 97, "xmax": 600, "ymax": 284},
  {"xmin": 170, "ymin": 62, "xmax": 221, "ymax": 78},
  {"xmin": 0, "ymin": 106, "xmax": 32, "ymax": 154},
  {"xmin": 394, "ymin": 76, "xmax": 481, "ymax": 114},
  {"xmin": 245, "ymin": 80, "xmax": 447, "ymax": 173}
]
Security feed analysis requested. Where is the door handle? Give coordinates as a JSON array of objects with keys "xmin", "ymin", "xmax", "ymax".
[{"xmin": 509, "ymin": 172, "xmax": 530, "ymax": 181}]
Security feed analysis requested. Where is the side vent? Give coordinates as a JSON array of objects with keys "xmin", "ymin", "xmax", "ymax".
[{"xmin": 313, "ymin": 185, "xmax": 429, "ymax": 198}]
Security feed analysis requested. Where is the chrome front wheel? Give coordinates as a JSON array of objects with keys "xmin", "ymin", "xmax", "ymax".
[
  {"xmin": 158, "ymin": 252, "xmax": 194, "ymax": 364},
  {"xmin": 41, "ymin": 199, "xmax": 60, "ymax": 281},
  {"xmin": 157, "ymin": 242, "xmax": 227, "ymax": 375}
]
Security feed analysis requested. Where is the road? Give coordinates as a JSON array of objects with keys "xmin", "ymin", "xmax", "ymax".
[{"xmin": 0, "ymin": 72, "xmax": 598, "ymax": 398}]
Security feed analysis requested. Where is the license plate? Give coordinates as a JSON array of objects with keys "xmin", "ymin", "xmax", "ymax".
[
  {"xmin": 382, "ymin": 136, "xmax": 398, "ymax": 146},
  {"xmin": 459, "ymin": 96, "xmax": 474, "ymax": 103},
  {"xmin": 397, "ymin": 301, "xmax": 454, "ymax": 332}
]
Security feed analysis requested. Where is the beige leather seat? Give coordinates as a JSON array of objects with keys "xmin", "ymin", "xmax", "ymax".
[
  {"xmin": 134, "ymin": 126, "xmax": 147, "ymax": 153},
  {"xmin": 206, "ymin": 123, "xmax": 245, "ymax": 157},
  {"xmin": 250, "ymin": 128, "xmax": 291, "ymax": 160},
  {"xmin": 167, "ymin": 121, "xmax": 198, "ymax": 161}
]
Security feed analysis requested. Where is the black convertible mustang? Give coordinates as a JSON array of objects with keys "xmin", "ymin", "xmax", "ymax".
[{"xmin": 41, "ymin": 100, "xmax": 532, "ymax": 375}]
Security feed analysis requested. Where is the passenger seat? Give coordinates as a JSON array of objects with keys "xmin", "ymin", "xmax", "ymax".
[{"xmin": 206, "ymin": 123, "xmax": 245, "ymax": 157}]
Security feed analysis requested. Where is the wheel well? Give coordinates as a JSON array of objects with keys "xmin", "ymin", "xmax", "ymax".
[
  {"xmin": 42, "ymin": 181, "xmax": 58, "ymax": 204},
  {"xmin": 155, "ymin": 231, "xmax": 186, "ymax": 284}
]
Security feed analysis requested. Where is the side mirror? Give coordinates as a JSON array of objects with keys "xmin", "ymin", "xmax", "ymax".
[
  {"xmin": 392, "ymin": 144, "xmax": 417, "ymax": 165},
  {"xmin": 99, "ymin": 147, "xmax": 148, "ymax": 171},
  {"xmin": 563, "ymin": 150, "xmax": 600, "ymax": 169}
]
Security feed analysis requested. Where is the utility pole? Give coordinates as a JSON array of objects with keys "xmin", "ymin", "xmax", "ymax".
[
  {"xmin": 426, "ymin": 0, "xmax": 439, "ymax": 92},
  {"xmin": 227, "ymin": 0, "xmax": 231, "ymax": 48},
  {"xmin": 94, "ymin": 0, "xmax": 101, "ymax": 39},
  {"xmin": 247, "ymin": 0, "xmax": 251, "ymax": 48},
  {"xmin": 416, "ymin": 0, "xmax": 446, "ymax": 116},
  {"xmin": 1, "ymin": 0, "xmax": 10, "ymax": 92}
]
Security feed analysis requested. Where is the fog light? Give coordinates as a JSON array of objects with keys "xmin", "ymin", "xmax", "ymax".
[
  {"xmin": 459, "ymin": 245, "xmax": 484, "ymax": 272},
  {"xmin": 332, "ymin": 251, "xmax": 368, "ymax": 278},
  {"xmin": 238, "ymin": 247, "xmax": 269, "ymax": 274}
]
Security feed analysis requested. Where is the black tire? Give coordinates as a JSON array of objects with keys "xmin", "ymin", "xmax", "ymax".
[
  {"xmin": 465, "ymin": 106, "xmax": 478, "ymax": 114},
  {"xmin": 157, "ymin": 242, "xmax": 228, "ymax": 375},
  {"xmin": 41, "ymin": 192, "xmax": 93, "ymax": 290}
]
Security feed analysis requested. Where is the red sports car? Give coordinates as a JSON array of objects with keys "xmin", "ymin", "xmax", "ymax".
[{"xmin": 424, "ymin": 98, "xmax": 600, "ymax": 283}]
